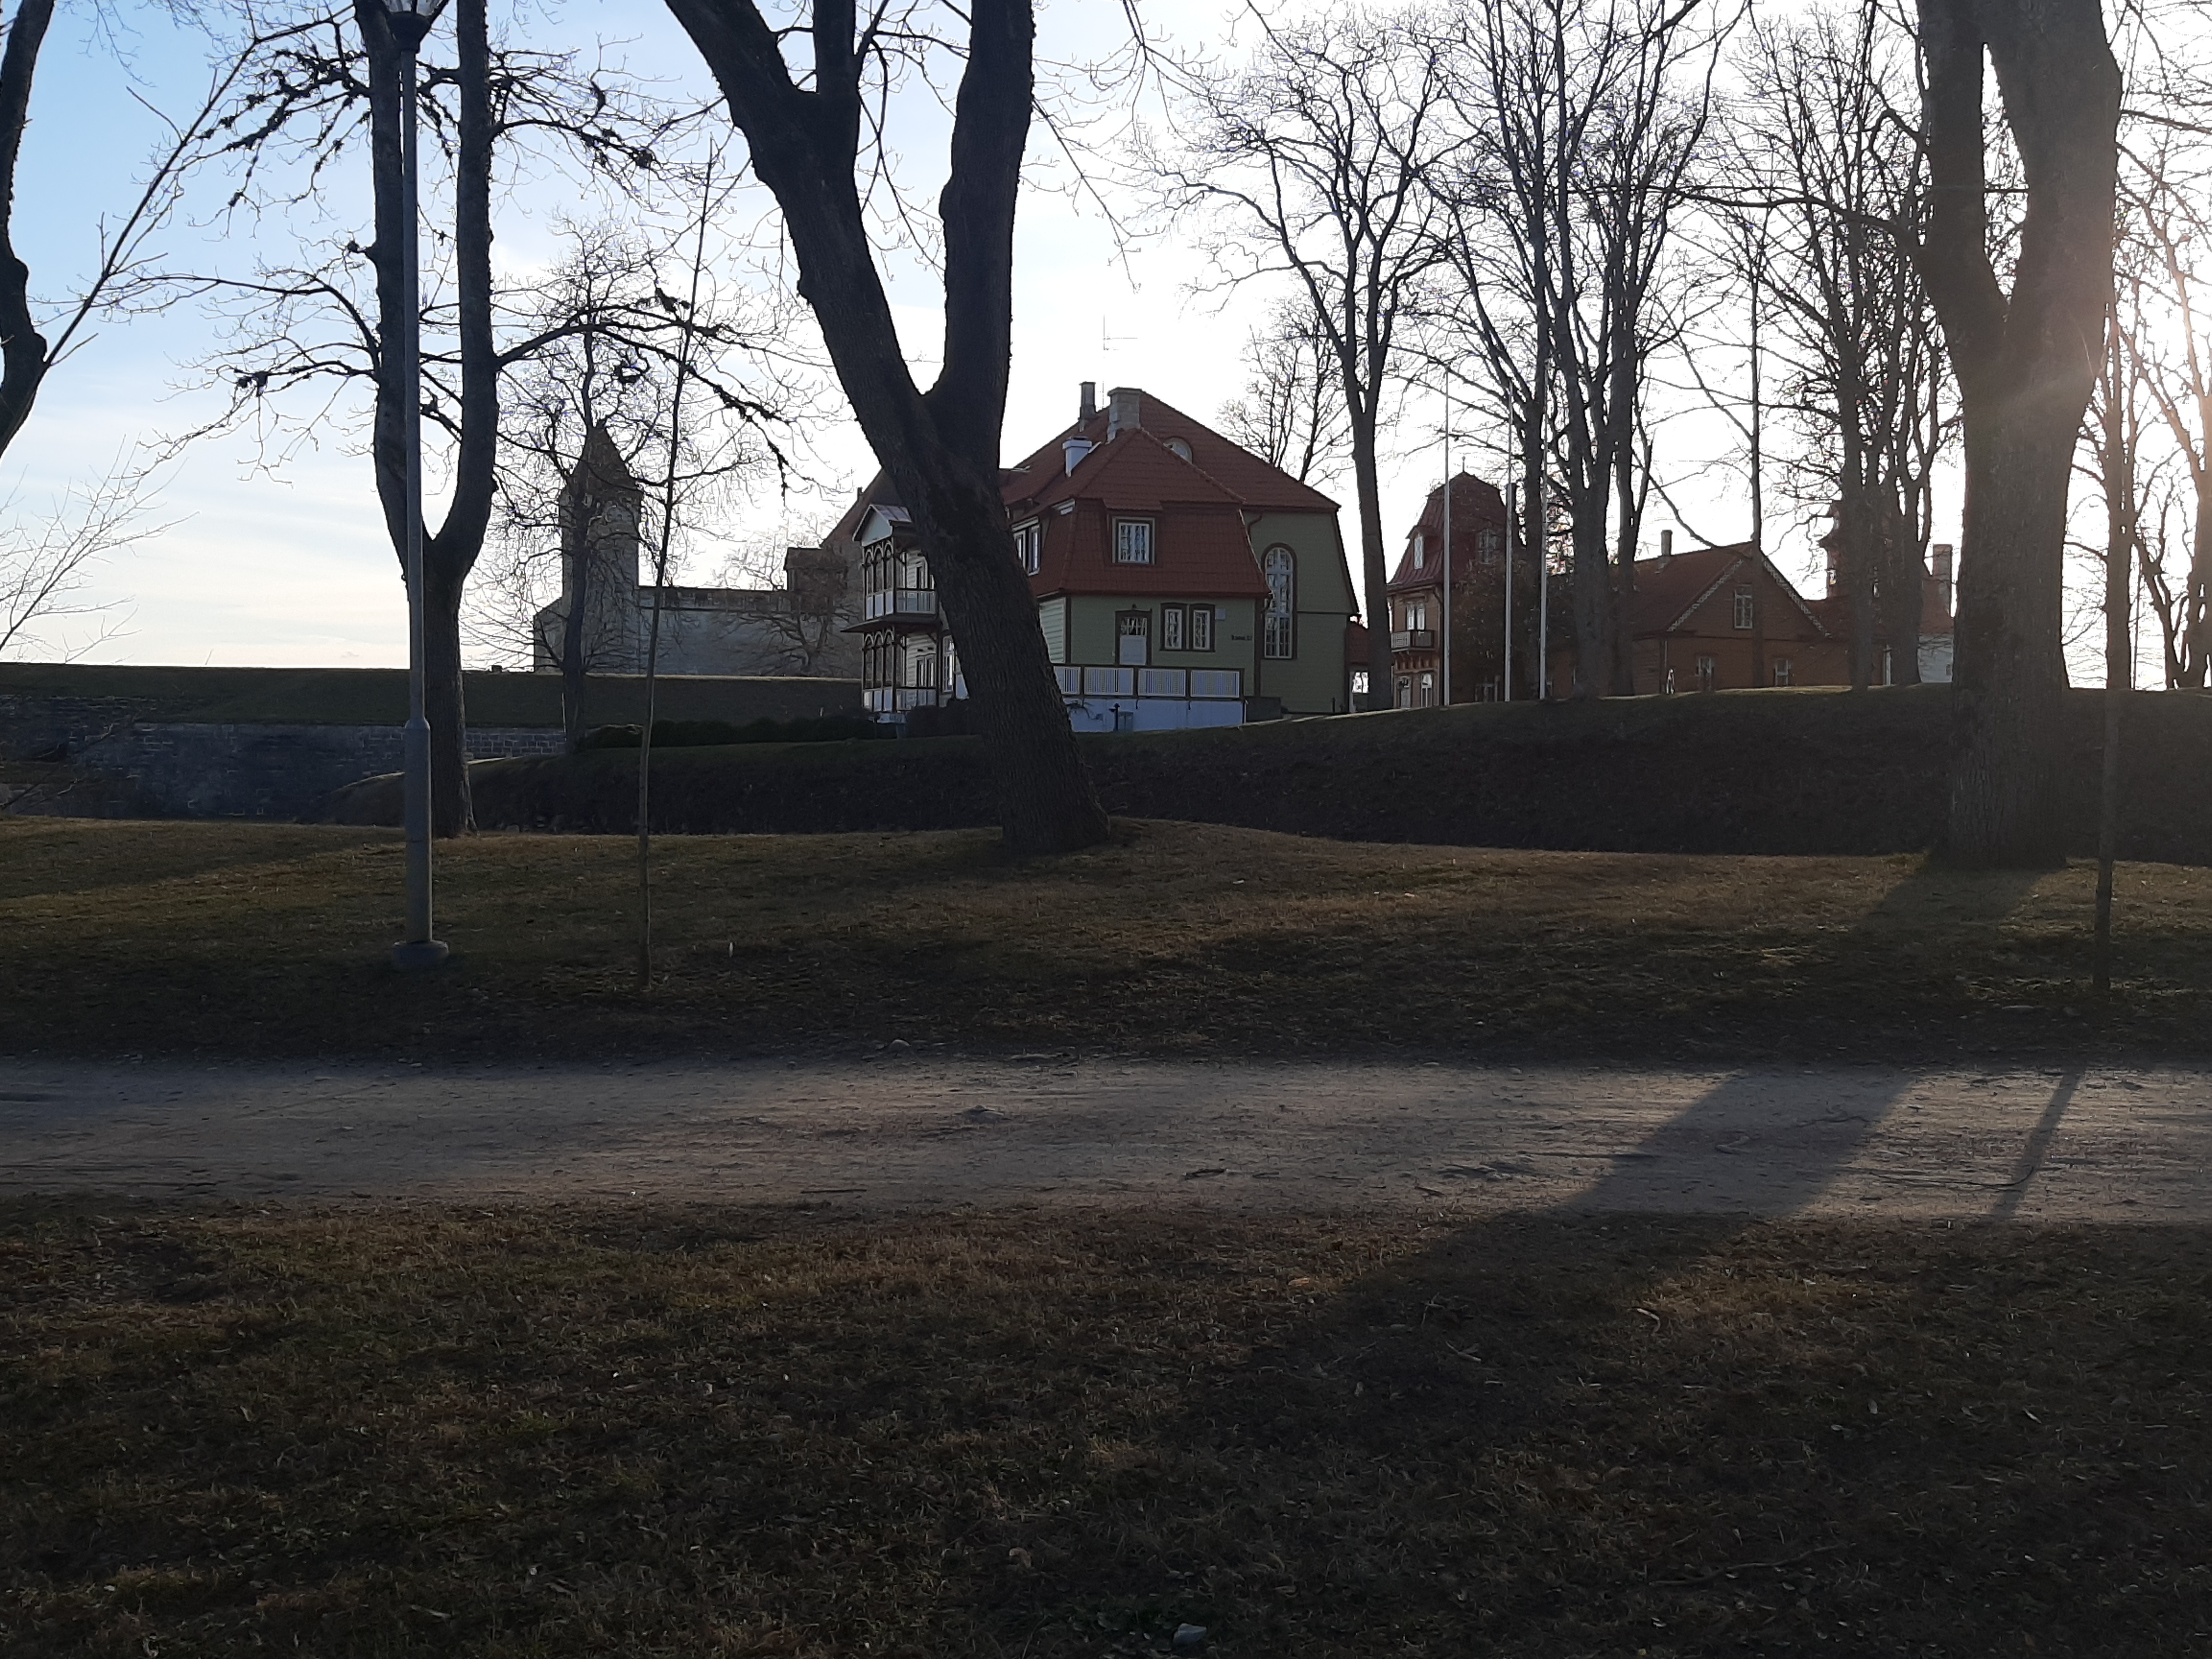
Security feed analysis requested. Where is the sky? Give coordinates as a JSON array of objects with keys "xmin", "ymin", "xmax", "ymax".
[{"xmin": 10, "ymin": 0, "xmax": 1920, "ymax": 671}]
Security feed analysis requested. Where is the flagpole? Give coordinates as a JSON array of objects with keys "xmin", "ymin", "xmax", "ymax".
[
  {"xmin": 1440, "ymin": 377, "xmax": 1452, "ymax": 708},
  {"xmin": 1504, "ymin": 480, "xmax": 1515, "ymax": 702}
]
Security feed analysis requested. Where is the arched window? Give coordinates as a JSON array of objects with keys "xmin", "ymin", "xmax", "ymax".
[{"xmin": 1263, "ymin": 545, "xmax": 1296, "ymax": 659}]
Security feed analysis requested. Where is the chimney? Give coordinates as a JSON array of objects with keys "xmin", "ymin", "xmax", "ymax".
[
  {"xmin": 1063, "ymin": 436, "xmax": 1095, "ymax": 476},
  {"xmin": 1659, "ymin": 528, "xmax": 1673, "ymax": 561},
  {"xmin": 1080, "ymin": 381, "xmax": 1098, "ymax": 421},
  {"xmin": 1107, "ymin": 387, "xmax": 1141, "ymax": 439}
]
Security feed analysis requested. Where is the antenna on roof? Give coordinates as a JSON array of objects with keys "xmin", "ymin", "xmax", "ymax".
[{"xmin": 1101, "ymin": 316, "xmax": 1135, "ymax": 355}]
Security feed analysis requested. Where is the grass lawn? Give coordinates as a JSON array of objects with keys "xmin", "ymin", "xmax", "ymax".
[
  {"xmin": 4, "ymin": 1200, "xmax": 2209, "ymax": 1657},
  {"xmin": 2, "ymin": 816, "xmax": 2210, "ymax": 1061}
]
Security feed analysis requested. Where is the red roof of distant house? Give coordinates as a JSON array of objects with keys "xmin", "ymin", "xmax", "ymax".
[
  {"xmin": 1021, "ymin": 432, "xmax": 1269, "ymax": 599},
  {"xmin": 1389, "ymin": 474, "xmax": 1511, "ymax": 590},
  {"xmin": 1004, "ymin": 389, "xmax": 1340, "ymax": 515},
  {"xmin": 1625, "ymin": 542, "xmax": 1830, "ymax": 640}
]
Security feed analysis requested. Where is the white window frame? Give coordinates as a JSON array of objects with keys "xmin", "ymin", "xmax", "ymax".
[
  {"xmin": 1733, "ymin": 588, "xmax": 1755, "ymax": 630},
  {"xmin": 1773, "ymin": 657, "xmax": 1793, "ymax": 687},
  {"xmin": 1263, "ymin": 546, "xmax": 1296, "ymax": 660},
  {"xmin": 1191, "ymin": 604, "xmax": 1215, "ymax": 652},
  {"xmin": 1113, "ymin": 517, "xmax": 1155, "ymax": 565},
  {"xmin": 1014, "ymin": 519, "xmax": 1041, "ymax": 576},
  {"xmin": 1161, "ymin": 604, "xmax": 1186, "ymax": 651}
]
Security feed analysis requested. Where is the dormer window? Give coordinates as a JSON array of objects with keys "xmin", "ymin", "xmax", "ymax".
[
  {"xmin": 1413, "ymin": 533, "xmax": 1426, "ymax": 571},
  {"xmin": 1113, "ymin": 518, "xmax": 1155, "ymax": 564},
  {"xmin": 1013, "ymin": 519, "xmax": 1041, "ymax": 575},
  {"xmin": 1165, "ymin": 437, "xmax": 1192, "ymax": 461}
]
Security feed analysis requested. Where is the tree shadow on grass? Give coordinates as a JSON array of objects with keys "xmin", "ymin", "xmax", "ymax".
[{"xmin": 976, "ymin": 1055, "xmax": 2166, "ymax": 1659}]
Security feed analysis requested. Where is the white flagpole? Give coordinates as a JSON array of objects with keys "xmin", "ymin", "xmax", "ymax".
[
  {"xmin": 1440, "ymin": 377, "xmax": 1452, "ymax": 707},
  {"xmin": 1504, "ymin": 480, "xmax": 1515, "ymax": 701},
  {"xmin": 1537, "ymin": 485, "xmax": 1549, "ymax": 700}
]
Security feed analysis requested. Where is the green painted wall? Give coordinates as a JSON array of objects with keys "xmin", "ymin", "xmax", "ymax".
[
  {"xmin": 1062, "ymin": 595, "xmax": 1259, "ymax": 684},
  {"xmin": 1247, "ymin": 511, "xmax": 1354, "ymax": 714}
]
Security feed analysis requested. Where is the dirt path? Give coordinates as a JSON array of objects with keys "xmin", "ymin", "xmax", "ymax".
[{"xmin": 3, "ymin": 1053, "xmax": 2207, "ymax": 1221}]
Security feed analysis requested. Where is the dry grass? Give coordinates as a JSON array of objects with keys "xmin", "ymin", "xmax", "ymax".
[
  {"xmin": 4, "ymin": 1199, "xmax": 2209, "ymax": 1656},
  {"xmin": 4, "ymin": 816, "xmax": 2211, "ymax": 1060}
]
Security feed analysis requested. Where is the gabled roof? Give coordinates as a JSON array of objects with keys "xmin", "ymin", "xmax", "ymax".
[
  {"xmin": 1626, "ymin": 542, "xmax": 1829, "ymax": 639},
  {"xmin": 1389, "ymin": 473, "xmax": 1511, "ymax": 590},
  {"xmin": 1010, "ymin": 424, "xmax": 1249, "ymax": 517},
  {"xmin": 1002, "ymin": 389, "xmax": 1340, "ymax": 515}
]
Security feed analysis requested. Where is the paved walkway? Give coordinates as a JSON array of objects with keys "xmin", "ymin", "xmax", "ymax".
[{"xmin": 2, "ymin": 1054, "xmax": 2206, "ymax": 1221}]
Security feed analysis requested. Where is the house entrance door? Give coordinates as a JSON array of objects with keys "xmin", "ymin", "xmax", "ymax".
[{"xmin": 1117, "ymin": 612, "xmax": 1151, "ymax": 667}]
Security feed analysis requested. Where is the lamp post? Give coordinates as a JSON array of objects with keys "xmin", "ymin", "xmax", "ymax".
[{"xmin": 381, "ymin": 0, "xmax": 449, "ymax": 970}]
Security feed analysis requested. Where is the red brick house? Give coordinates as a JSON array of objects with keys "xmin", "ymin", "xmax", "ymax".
[{"xmin": 1384, "ymin": 472, "xmax": 1519, "ymax": 707}]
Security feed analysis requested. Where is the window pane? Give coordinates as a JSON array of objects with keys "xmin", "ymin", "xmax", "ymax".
[{"xmin": 1162, "ymin": 605, "xmax": 1185, "ymax": 650}]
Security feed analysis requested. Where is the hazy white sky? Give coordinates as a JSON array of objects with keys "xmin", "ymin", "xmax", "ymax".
[{"xmin": 10, "ymin": 0, "xmax": 1885, "ymax": 669}]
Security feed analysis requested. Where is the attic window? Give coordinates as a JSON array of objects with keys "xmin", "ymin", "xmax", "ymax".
[
  {"xmin": 1733, "ymin": 587, "xmax": 1755, "ymax": 630},
  {"xmin": 1114, "ymin": 518, "xmax": 1155, "ymax": 564},
  {"xmin": 1412, "ymin": 534, "xmax": 1426, "ymax": 571},
  {"xmin": 1166, "ymin": 437, "xmax": 1192, "ymax": 461},
  {"xmin": 1013, "ymin": 520, "xmax": 1041, "ymax": 576}
]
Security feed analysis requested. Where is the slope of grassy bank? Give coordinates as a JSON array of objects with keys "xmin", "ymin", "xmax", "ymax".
[
  {"xmin": 3, "ymin": 816, "xmax": 2207, "ymax": 1062},
  {"xmin": 330, "ymin": 685, "xmax": 2212, "ymax": 864},
  {"xmin": 5, "ymin": 1201, "xmax": 2207, "ymax": 1657}
]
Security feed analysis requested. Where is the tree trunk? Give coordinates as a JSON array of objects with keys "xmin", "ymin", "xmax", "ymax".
[
  {"xmin": 1877, "ymin": 493, "xmax": 1926, "ymax": 686},
  {"xmin": 1914, "ymin": 0, "xmax": 2119, "ymax": 866},
  {"xmin": 0, "ymin": 0, "xmax": 54, "ymax": 462},
  {"xmin": 426, "ymin": 561, "xmax": 473, "ymax": 836},
  {"xmin": 359, "ymin": 0, "xmax": 497, "ymax": 840},
  {"xmin": 559, "ymin": 549, "xmax": 589, "ymax": 752},
  {"xmin": 1946, "ymin": 405, "xmax": 2077, "ymax": 861},
  {"xmin": 2185, "ymin": 479, "xmax": 2212, "ymax": 688},
  {"xmin": 663, "ymin": 0, "xmax": 1104, "ymax": 856},
  {"xmin": 1349, "ymin": 402, "xmax": 1392, "ymax": 709}
]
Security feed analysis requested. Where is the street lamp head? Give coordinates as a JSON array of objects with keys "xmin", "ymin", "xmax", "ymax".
[{"xmin": 378, "ymin": 0, "xmax": 449, "ymax": 50}]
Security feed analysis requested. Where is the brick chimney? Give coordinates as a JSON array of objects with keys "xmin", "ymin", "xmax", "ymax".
[{"xmin": 1107, "ymin": 387, "xmax": 1141, "ymax": 439}]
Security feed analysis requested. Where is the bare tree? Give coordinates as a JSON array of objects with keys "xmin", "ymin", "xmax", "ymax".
[
  {"xmin": 1909, "ymin": 0, "xmax": 2121, "ymax": 866},
  {"xmin": 1148, "ymin": 5, "xmax": 1459, "ymax": 710},
  {"xmin": 659, "ymin": 0, "xmax": 1105, "ymax": 855},
  {"xmin": 1738, "ymin": 3, "xmax": 1949, "ymax": 689},
  {"xmin": 2110, "ymin": 136, "xmax": 2212, "ymax": 688},
  {"xmin": 470, "ymin": 217, "xmax": 799, "ymax": 739},
  {"xmin": 0, "ymin": 455, "xmax": 171, "ymax": 660},
  {"xmin": 1216, "ymin": 299, "xmax": 1350, "ymax": 489},
  {"xmin": 1444, "ymin": 0, "xmax": 1725, "ymax": 698},
  {"xmin": 169, "ymin": 2, "xmax": 702, "ymax": 833}
]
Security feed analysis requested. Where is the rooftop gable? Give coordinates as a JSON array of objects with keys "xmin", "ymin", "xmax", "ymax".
[{"xmin": 1002, "ymin": 387, "xmax": 1340, "ymax": 515}]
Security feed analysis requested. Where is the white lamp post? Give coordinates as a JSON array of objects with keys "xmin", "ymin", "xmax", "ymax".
[{"xmin": 382, "ymin": 0, "xmax": 449, "ymax": 970}]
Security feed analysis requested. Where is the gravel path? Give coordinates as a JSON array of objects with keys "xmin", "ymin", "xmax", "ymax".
[{"xmin": 2, "ymin": 1053, "xmax": 2206, "ymax": 1221}]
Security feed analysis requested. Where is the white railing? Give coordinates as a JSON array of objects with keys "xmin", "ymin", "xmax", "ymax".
[
  {"xmin": 1056, "ymin": 665, "xmax": 1243, "ymax": 701},
  {"xmin": 864, "ymin": 589, "xmax": 939, "ymax": 620},
  {"xmin": 1189, "ymin": 669, "xmax": 1242, "ymax": 699}
]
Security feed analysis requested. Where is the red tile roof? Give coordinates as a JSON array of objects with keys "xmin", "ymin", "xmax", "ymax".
[
  {"xmin": 1028, "ymin": 496, "xmax": 1268, "ymax": 600},
  {"xmin": 1389, "ymin": 474, "xmax": 1512, "ymax": 591},
  {"xmin": 1626, "ymin": 542, "xmax": 1829, "ymax": 640},
  {"xmin": 1003, "ymin": 389, "xmax": 1340, "ymax": 514}
]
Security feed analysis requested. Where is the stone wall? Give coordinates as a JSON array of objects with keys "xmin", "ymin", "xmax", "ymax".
[
  {"xmin": 0, "ymin": 667, "xmax": 858, "ymax": 821},
  {"xmin": 1, "ymin": 722, "xmax": 568, "ymax": 820}
]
